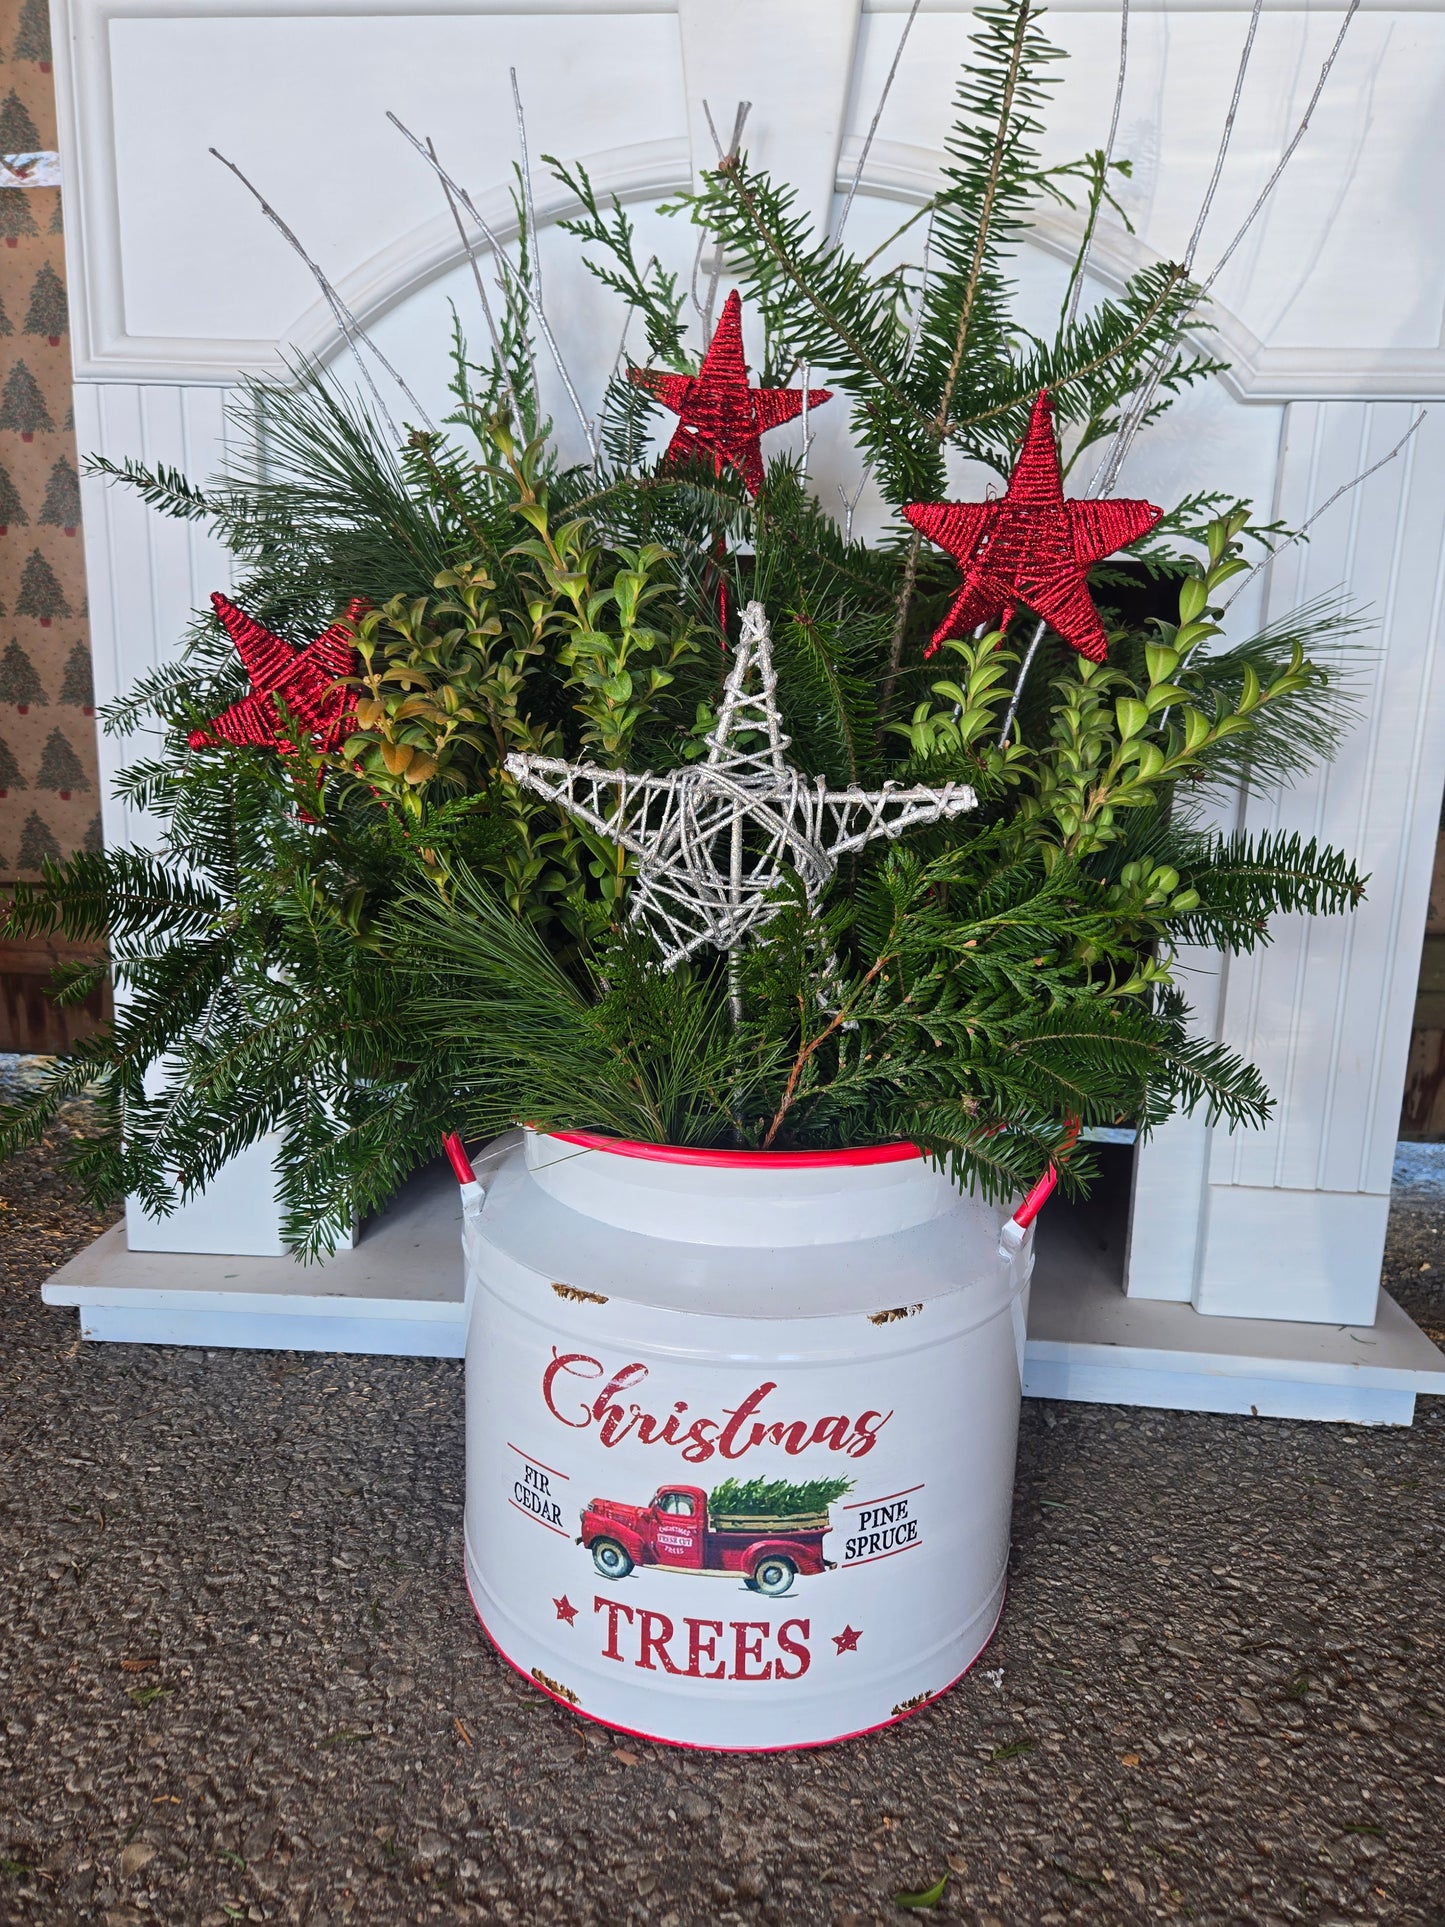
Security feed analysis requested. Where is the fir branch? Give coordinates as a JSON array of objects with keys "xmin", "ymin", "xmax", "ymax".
[{"xmin": 932, "ymin": 0, "xmax": 1035, "ymax": 436}]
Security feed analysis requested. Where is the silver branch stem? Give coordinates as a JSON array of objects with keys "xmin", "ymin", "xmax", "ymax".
[
  {"xmin": 1091, "ymin": 0, "xmax": 1359, "ymax": 501},
  {"xmin": 1221, "ymin": 409, "xmax": 1427, "ymax": 614},
  {"xmin": 835, "ymin": 0, "xmax": 923, "ymax": 246},
  {"xmin": 426, "ymin": 136, "xmax": 526, "ymax": 428},
  {"xmin": 386, "ymin": 112, "xmax": 542, "ymax": 411},
  {"xmin": 997, "ymin": 619, "xmax": 1049, "ymax": 748},
  {"xmin": 210, "ymin": 149, "xmax": 435, "ymax": 440},
  {"xmin": 1061, "ymin": 0, "xmax": 1129, "ymax": 334},
  {"xmin": 510, "ymin": 69, "xmax": 598, "ymax": 459},
  {"xmin": 698, "ymin": 101, "xmax": 751, "ymax": 338}
]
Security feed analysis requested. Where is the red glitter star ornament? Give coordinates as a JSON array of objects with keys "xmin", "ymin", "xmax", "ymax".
[
  {"xmin": 630, "ymin": 290, "xmax": 831, "ymax": 496},
  {"xmin": 903, "ymin": 390, "xmax": 1161, "ymax": 663},
  {"xmin": 188, "ymin": 593, "xmax": 366, "ymax": 755}
]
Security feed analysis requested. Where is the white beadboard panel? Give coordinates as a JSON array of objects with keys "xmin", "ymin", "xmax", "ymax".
[
  {"xmin": 1123, "ymin": 946, "xmax": 1232, "ymax": 1302},
  {"xmin": 74, "ymin": 383, "xmax": 234, "ymax": 855},
  {"xmin": 1193, "ymin": 1184, "xmax": 1390, "ymax": 1325},
  {"xmin": 1210, "ymin": 403, "xmax": 1445, "ymax": 1202}
]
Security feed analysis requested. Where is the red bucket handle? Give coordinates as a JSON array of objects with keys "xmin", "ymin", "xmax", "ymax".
[
  {"xmin": 1010, "ymin": 1164, "xmax": 1058, "ymax": 1230},
  {"xmin": 1007, "ymin": 1115, "xmax": 1081, "ymax": 1231},
  {"xmin": 443, "ymin": 1132, "xmax": 476, "ymax": 1187}
]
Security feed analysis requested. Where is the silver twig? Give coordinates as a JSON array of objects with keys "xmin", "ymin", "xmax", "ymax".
[
  {"xmin": 1061, "ymin": 0, "xmax": 1129, "ymax": 334},
  {"xmin": 1196, "ymin": 0, "xmax": 1362, "ymax": 303},
  {"xmin": 835, "ymin": 0, "xmax": 923, "ymax": 246},
  {"xmin": 689, "ymin": 227, "xmax": 710, "ymax": 326},
  {"xmin": 905, "ymin": 208, "xmax": 936, "ymax": 368},
  {"xmin": 426, "ymin": 136, "xmax": 525, "ymax": 428},
  {"xmin": 997, "ymin": 619, "xmax": 1048, "ymax": 748},
  {"xmin": 837, "ymin": 475, "xmax": 869, "ymax": 545},
  {"xmin": 510, "ymin": 69, "xmax": 598, "ymax": 458},
  {"xmin": 386, "ymin": 112, "xmax": 541, "ymax": 412},
  {"xmin": 698, "ymin": 100, "xmax": 751, "ymax": 339},
  {"xmin": 1087, "ymin": 0, "xmax": 1265, "ymax": 496},
  {"xmin": 998, "ymin": 0, "xmax": 1361, "ymax": 754},
  {"xmin": 210, "ymin": 149, "xmax": 434, "ymax": 440},
  {"xmin": 1221, "ymin": 409, "xmax": 1427, "ymax": 613},
  {"xmin": 1091, "ymin": 0, "xmax": 1359, "ymax": 500},
  {"xmin": 1184, "ymin": 0, "xmax": 1265, "ymax": 273}
]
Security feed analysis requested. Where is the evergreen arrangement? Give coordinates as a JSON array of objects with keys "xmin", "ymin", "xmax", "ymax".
[{"xmin": 0, "ymin": 0, "xmax": 1365, "ymax": 1255}]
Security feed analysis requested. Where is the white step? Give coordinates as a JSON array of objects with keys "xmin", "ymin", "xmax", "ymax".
[
  {"xmin": 43, "ymin": 1161, "xmax": 467, "ymax": 1357},
  {"xmin": 41, "ymin": 1160, "xmax": 1445, "ymax": 1425}
]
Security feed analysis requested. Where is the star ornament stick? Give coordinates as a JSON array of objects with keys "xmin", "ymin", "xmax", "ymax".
[
  {"xmin": 903, "ymin": 390, "xmax": 1162, "ymax": 663},
  {"xmin": 629, "ymin": 290, "xmax": 832, "ymax": 496},
  {"xmin": 188, "ymin": 593, "xmax": 366, "ymax": 756},
  {"xmin": 504, "ymin": 602, "xmax": 977, "ymax": 970}
]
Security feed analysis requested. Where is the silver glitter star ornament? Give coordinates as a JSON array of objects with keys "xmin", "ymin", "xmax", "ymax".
[{"xmin": 504, "ymin": 600, "xmax": 978, "ymax": 969}]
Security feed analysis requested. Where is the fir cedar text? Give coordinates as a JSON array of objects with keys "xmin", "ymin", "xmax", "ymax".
[{"xmin": 543, "ymin": 1351, "xmax": 892, "ymax": 1462}]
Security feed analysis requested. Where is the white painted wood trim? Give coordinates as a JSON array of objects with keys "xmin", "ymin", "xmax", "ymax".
[{"xmin": 52, "ymin": 0, "xmax": 1445, "ymax": 396}]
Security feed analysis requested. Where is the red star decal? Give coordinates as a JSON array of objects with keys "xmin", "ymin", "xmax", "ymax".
[
  {"xmin": 553, "ymin": 1595, "xmax": 578, "ymax": 1626},
  {"xmin": 630, "ymin": 290, "xmax": 831, "ymax": 496},
  {"xmin": 832, "ymin": 1625, "xmax": 862, "ymax": 1655},
  {"xmin": 188, "ymin": 593, "xmax": 365, "ymax": 755},
  {"xmin": 903, "ymin": 390, "xmax": 1161, "ymax": 663}
]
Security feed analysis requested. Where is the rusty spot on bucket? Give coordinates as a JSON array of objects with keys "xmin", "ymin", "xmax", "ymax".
[
  {"xmin": 891, "ymin": 1690, "xmax": 933, "ymax": 1717},
  {"xmin": 869, "ymin": 1304, "xmax": 922, "ymax": 1325},
  {"xmin": 531, "ymin": 1667, "xmax": 580, "ymax": 1705},
  {"xmin": 552, "ymin": 1282, "xmax": 608, "ymax": 1305}
]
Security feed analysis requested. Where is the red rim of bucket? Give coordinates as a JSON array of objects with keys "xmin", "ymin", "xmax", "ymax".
[{"xmin": 542, "ymin": 1127, "xmax": 922, "ymax": 1169}]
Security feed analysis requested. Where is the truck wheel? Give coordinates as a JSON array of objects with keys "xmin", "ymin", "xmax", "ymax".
[
  {"xmin": 591, "ymin": 1537, "xmax": 634, "ymax": 1581},
  {"xmin": 750, "ymin": 1555, "xmax": 796, "ymax": 1599}
]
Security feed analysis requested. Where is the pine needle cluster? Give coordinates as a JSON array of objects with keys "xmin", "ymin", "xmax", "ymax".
[{"xmin": 0, "ymin": 0, "xmax": 1365, "ymax": 1254}]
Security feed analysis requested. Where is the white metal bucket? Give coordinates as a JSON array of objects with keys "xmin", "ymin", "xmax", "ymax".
[{"xmin": 458, "ymin": 1128, "xmax": 1041, "ymax": 1751}]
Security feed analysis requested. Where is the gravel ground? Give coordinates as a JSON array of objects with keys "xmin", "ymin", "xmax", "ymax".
[{"xmin": 1, "ymin": 1066, "xmax": 1443, "ymax": 1927}]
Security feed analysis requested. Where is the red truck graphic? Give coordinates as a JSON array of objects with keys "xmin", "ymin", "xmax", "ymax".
[{"xmin": 579, "ymin": 1483, "xmax": 837, "ymax": 1598}]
